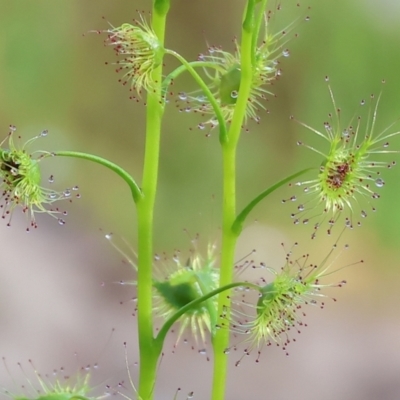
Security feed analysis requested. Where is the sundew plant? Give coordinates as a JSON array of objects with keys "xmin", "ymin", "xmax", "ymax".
[{"xmin": 2, "ymin": 1, "xmax": 400, "ymax": 399}]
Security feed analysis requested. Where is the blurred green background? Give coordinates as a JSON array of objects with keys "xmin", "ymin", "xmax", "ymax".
[{"xmin": 0, "ymin": 1, "xmax": 400, "ymax": 399}]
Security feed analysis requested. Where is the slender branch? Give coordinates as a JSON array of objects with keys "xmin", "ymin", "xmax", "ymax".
[
  {"xmin": 232, "ymin": 167, "xmax": 315, "ymax": 236},
  {"xmin": 165, "ymin": 49, "xmax": 228, "ymax": 143},
  {"xmin": 252, "ymin": 0, "xmax": 268, "ymax": 64},
  {"xmin": 161, "ymin": 61, "xmax": 225, "ymax": 98},
  {"xmin": 155, "ymin": 281, "xmax": 260, "ymax": 346},
  {"xmin": 54, "ymin": 151, "xmax": 142, "ymax": 203}
]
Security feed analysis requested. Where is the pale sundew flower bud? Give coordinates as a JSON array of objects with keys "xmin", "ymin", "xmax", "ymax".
[
  {"xmin": 103, "ymin": 15, "xmax": 164, "ymax": 95},
  {"xmin": 106, "ymin": 233, "xmax": 219, "ymax": 345},
  {"xmin": 0, "ymin": 127, "xmax": 78, "ymax": 231},
  {"xmin": 152, "ymin": 244, "xmax": 220, "ymax": 345},
  {"xmin": 284, "ymin": 82, "xmax": 400, "ymax": 238},
  {"xmin": 176, "ymin": 7, "xmax": 305, "ymax": 132},
  {"xmin": 229, "ymin": 241, "xmax": 358, "ymax": 362}
]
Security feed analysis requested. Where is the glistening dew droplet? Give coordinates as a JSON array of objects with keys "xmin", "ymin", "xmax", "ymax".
[{"xmin": 375, "ymin": 178, "xmax": 384, "ymax": 187}]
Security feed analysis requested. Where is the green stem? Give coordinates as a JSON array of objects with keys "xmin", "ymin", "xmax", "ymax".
[
  {"xmin": 155, "ymin": 281, "xmax": 260, "ymax": 347},
  {"xmin": 243, "ymin": 0, "xmax": 257, "ymax": 33},
  {"xmin": 162, "ymin": 61, "xmax": 226, "ymax": 98},
  {"xmin": 228, "ymin": 24, "xmax": 254, "ymax": 148},
  {"xmin": 54, "ymin": 151, "xmax": 142, "ymax": 203},
  {"xmin": 195, "ymin": 272, "xmax": 219, "ymax": 336},
  {"xmin": 154, "ymin": 0, "xmax": 170, "ymax": 15},
  {"xmin": 211, "ymin": 7, "xmax": 256, "ymax": 400},
  {"xmin": 136, "ymin": 4, "xmax": 168, "ymax": 400},
  {"xmin": 165, "ymin": 49, "xmax": 228, "ymax": 143},
  {"xmin": 252, "ymin": 0, "xmax": 268, "ymax": 62},
  {"xmin": 232, "ymin": 167, "xmax": 315, "ymax": 236},
  {"xmin": 211, "ymin": 145, "xmax": 237, "ymax": 400}
]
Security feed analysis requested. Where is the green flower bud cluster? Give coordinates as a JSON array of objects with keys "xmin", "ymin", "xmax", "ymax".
[
  {"xmin": 152, "ymin": 246, "xmax": 220, "ymax": 344},
  {"xmin": 176, "ymin": 15, "xmax": 295, "ymax": 130},
  {"xmin": 4, "ymin": 363, "xmax": 94, "ymax": 400},
  {"xmin": 0, "ymin": 127, "xmax": 78, "ymax": 230},
  {"xmin": 285, "ymin": 84, "xmax": 399, "ymax": 238},
  {"xmin": 103, "ymin": 16, "xmax": 164, "ymax": 95}
]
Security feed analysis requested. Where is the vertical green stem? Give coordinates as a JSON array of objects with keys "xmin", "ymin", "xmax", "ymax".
[
  {"xmin": 211, "ymin": 145, "xmax": 237, "ymax": 400},
  {"xmin": 136, "ymin": 4, "xmax": 168, "ymax": 400},
  {"xmin": 211, "ymin": 12, "xmax": 255, "ymax": 400}
]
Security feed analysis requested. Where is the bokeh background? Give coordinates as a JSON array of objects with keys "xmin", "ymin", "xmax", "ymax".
[{"xmin": 1, "ymin": 0, "xmax": 400, "ymax": 399}]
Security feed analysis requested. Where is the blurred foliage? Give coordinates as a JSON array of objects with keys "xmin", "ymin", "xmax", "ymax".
[{"xmin": 1, "ymin": 2, "xmax": 400, "ymax": 399}]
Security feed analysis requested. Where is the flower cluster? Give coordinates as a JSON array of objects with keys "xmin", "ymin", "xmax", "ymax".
[
  {"xmin": 107, "ymin": 233, "xmax": 220, "ymax": 344},
  {"xmin": 176, "ymin": 12, "xmax": 299, "ymax": 130},
  {"xmin": 103, "ymin": 15, "xmax": 164, "ymax": 95},
  {"xmin": 152, "ymin": 244, "xmax": 220, "ymax": 344},
  {"xmin": 232, "ymin": 242, "xmax": 352, "ymax": 358},
  {"xmin": 284, "ymin": 85, "xmax": 399, "ymax": 238},
  {"xmin": 2, "ymin": 360, "xmax": 95, "ymax": 400},
  {"xmin": 0, "ymin": 127, "xmax": 78, "ymax": 230},
  {"xmin": 108, "ymin": 231, "xmax": 354, "ymax": 357}
]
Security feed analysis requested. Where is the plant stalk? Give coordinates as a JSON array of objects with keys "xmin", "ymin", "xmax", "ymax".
[
  {"xmin": 211, "ymin": 6, "xmax": 256, "ymax": 399},
  {"xmin": 136, "ymin": 4, "xmax": 168, "ymax": 399}
]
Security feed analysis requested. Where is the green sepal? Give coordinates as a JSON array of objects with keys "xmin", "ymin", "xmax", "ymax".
[
  {"xmin": 257, "ymin": 282, "xmax": 276, "ymax": 308},
  {"xmin": 155, "ymin": 281, "xmax": 261, "ymax": 347},
  {"xmin": 232, "ymin": 168, "xmax": 315, "ymax": 236},
  {"xmin": 0, "ymin": 148, "xmax": 10, "ymax": 161},
  {"xmin": 0, "ymin": 147, "xmax": 41, "ymax": 185},
  {"xmin": 219, "ymin": 66, "xmax": 241, "ymax": 106},
  {"xmin": 152, "ymin": 43, "xmax": 165, "ymax": 69},
  {"xmin": 154, "ymin": 278, "xmax": 201, "ymax": 311}
]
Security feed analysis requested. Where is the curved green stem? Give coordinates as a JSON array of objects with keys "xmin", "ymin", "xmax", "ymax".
[
  {"xmin": 255, "ymin": 0, "xmax": 268, "ymax": 35},
  {"xmin": 195, "ymin": 272, "xmax": 219, "ymax": 336},
  {"xmin": 165, "ymin": 49, "xmax": 228, "ymax": 143},
  {"xmin": 252, "ymin": 0, "xmax": 268, "ymax": 64},
  {"xmin": 162, "ymin": 61, "xmax": 226, "ymax": 98},
  {"xmin": 54, "ymin": 151, "xmax": 142, "ymax": 203},
  {"xmin": 232, "ymin": 167, "xmax": 315, "ymax": 236},
  {"xmin": 155, "ymin": 281, "xmax": 260, "ymax": 347}
]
